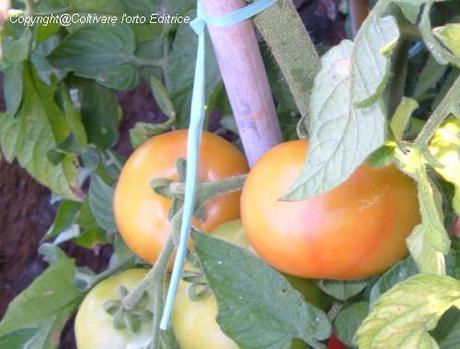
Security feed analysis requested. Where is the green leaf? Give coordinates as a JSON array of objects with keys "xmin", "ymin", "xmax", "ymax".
[
  {"xmin": 369, "ymin": 258, "xmax": 418, "ymax": 305},
  {"xmin": 193, "ymin": 231, "xmax": 331, "ymax": 349},
  {"xmin": 433, "ymin": 24, "xmax": 460, "ymax": 58},
  {"xmin": 356, "ymin": 274, "xmax": 460, "ymax": 349},
  {"xmin": 335, "ymin": 302, "xmax": 369, "ymax": 348},
  {"xmin": 3, "ymin": 27, "xmax": 32, "ymax": 63},
  {"xmin": 390, "ymin": 97, "xmax": 418, "ymax": 140},
  {"xmin": 0, "ymin": 329, "xmax": 37, "ymax": 348},
  {"xmin": 366, "ymin": 144, "xmax": 395, "ymax": 168},
  {"xmin": 406, "ymin": 166, "xmax": 450, "ymax": 274},
  {"xmin": 316, "ymin": 279, "xmax": 369, "ymax": 302},
  {"xmin": 0, "ymin": 64, "xmax": 81, "ymax": 199},
  {"xmin": 166, "ymin": 12, "xmax": 221, "ymax": 127},
  {"xmin": 254, "ymin": 0, "xmax": 320, "ymax": 117},
  {"xmin": 75, "ymin": 79, "xmax": 122, "ymax": 149},
  {"xmin": 285, "ymin": 37, "xmax": 388, "ymax": 199},
  {"xmin": 49, "ymin": 24, "xmax": 140, "ymax": 90},
  {"xmin": 419, "ymin": 3, "xmax": 460, "ymax": 68},
  {"xmin": 393, "ymin": 0, "xmax": 434, "ymax": 23},
  {"xmin": 44, "ymin": 200, "xmax": 82, "ymax": 240},
  {"xmin": 431, "ymin": 307, "xmax": 460, "ymax": 349},
  {"xmin": 3, "ymin": 63, "xmax": 24, "ymax": 116},
  {"xmin": 89, "ymin": 175, "xmax": 117, "ymax": 232},
  {"xmin": 38, "ymin": 243, "xmax": 69, "ymax": 265},
  {"xmin": 407, "ymin": 224, "xmax": 446, "ymax": 275},
  {"xmin": 150, "ymin": 76, "xmax": 177, "ymax": 119},
  {"xmin": 129, "ymin": 122, "xmax": 170, "ymax": 149},
  {"xmin": 57, "ymin": 85, "xmax": 88, "ymax": 148},
  {"xmin": 0, "ymin": 259, "xmax": 82, "ymax": 345},
  {"xmin": 31, "ymin": 35, "xmax": 67, "ymax": 85},
  {"xmin": 413, "ymin": 57, "xmax": 448, "ymax": 101}
]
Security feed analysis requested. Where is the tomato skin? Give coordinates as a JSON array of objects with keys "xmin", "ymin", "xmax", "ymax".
[
  {"xmin": 114, "ymin": 130, "xmax": 248, "ymax": 263},
  {"xmin": 328, "ymin": 333, "xmax": 347, "ymax": 349},
  {"xmin": 173, "ymin": 220, "xmax": 324, "ymax": 349},
  {"xmin": 241, "ymin": 140, "xmax": 420, "ymax": 279},
  {"xmin": 74, "ymin": 269, "xmax": 150, "ymax": 349}
]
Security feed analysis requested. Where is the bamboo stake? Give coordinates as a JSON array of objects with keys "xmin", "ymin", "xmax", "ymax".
[
  {"xmin": 350, "ymin": 0, "xmax": 369, "ymax": 36},
  {"xmin": 201, "ymin": 0, "xmax": 282, "ymax": 167}
]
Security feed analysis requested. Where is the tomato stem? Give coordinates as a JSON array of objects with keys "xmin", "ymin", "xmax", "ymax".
[{"xmin": 415, "ymin": 75, "xmax": 460, "ymax": 147}]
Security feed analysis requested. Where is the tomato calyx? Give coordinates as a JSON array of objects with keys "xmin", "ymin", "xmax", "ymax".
[
  {"xmin": 150, "ymin": 158, "xmax": 247, "ymax": 222},
  {"xmin": 182, "ymin": 253, "xmax": 212, "ymax": 301},
  {"xmin": 103, "ymin": 286, "xmax": 153, "ymax": 334}
]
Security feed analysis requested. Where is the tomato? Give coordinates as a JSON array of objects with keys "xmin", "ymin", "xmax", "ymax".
[
  {"xmin": 74, "ymin": 269, "xmax": 151, "ymax": 349},
  {"xmin": 328, "ymin": 333, "xmax": 347, "ymax": 349},
  {"xmin": 114, "ymin": 130, "xmax": 249, "ymax": 263},
  {"xmin": 241, "ymin": 140, "xmax": 420, "ymax": 279},
  {"xmin": 173, "ymin": 220, "xmax": 324, "ymax": 349}
]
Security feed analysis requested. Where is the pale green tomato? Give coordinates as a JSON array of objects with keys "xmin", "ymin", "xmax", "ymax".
[
  {"xmin": 75, "ymin": 269, "xmax": 151, "ymax": 349},
  {"xmin": 172, "ymin": 220, "xmax": 323, "ymax": 349}
]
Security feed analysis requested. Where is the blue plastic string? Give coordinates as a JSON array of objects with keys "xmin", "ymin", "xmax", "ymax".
[{"xmin": 160, "ymin": 0, "xmax": 278, "ymax": 331}]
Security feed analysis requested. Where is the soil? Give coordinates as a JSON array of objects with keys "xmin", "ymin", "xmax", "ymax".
[{"xmin": 0, "ymin": 1, "xmax": 346, "ymax": 347}]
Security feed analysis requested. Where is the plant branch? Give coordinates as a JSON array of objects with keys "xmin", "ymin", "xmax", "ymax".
[
  {"xmin": 415, "ymin": 75, "xmax": 460, "ymax": 147},
  {"xmin": 122, "ymin": 235, "xmax": 175, "ymax": 310}
]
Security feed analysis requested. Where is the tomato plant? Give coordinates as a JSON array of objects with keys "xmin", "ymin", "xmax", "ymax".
[
  {"xmin": 241, "ymin": 140, "xmax": 420, "ymax": 279},
  {"xmin": 114, "ymin": 130, "xmax": 248, "ymax": 263},
  {"xmin": 75, "ymin": 269, "xmax": 151, "ymax": 349},
  {"xmin": 0, "ymin": 0, "xmax": 459, "ymax": 348}
]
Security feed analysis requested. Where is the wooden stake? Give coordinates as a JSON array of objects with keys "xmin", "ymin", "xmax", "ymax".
[
  {"xmin": 350, "ymin": 0, "xmax": 370, "ymax": 36},
  {"xmin": 202, "ymin": 0, "xmax": 282, "ymax": 167}
]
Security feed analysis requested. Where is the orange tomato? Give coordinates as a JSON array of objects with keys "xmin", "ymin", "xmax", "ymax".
[
  {"xmin": 241, "ymin": 140, "xmax": 420, "ymax": 279},
  {"xmin": 114, "ymin": 130, "xmax": 248, "ymax": 263}
]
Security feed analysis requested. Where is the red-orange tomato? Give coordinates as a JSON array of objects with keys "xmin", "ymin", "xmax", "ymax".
[
  {"xmin": 328, "ymin": 334, "xmax": 347, "ymax": 349},
  {"xmin": 241, "ymin": 140, "xmax": 420, "ymax": 279},
  {"xmin": 114, "ymin": 130, "xmax": 248, "ymax": 263}
]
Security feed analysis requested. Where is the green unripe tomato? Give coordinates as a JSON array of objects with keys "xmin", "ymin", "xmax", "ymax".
[{"xmin": 74, "ymin": 269, "xmax": 151, "ymax": 349}]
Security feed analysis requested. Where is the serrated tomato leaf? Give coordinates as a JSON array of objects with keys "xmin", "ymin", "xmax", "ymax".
[
  {"xmin": 49, "ymin": 24, "xmax": 140, "ymax": 90},
  {"xmin": 369, "ymin": 257, "xmax": 418, "ymax": 305},
  {"xmin": 192, "ymin": 231, "xmax": 331, "ymax": 349},
  {"xmin": 285, "ymin": 12, "xmax": 400, "ymax": 200},
  {"xmin": 0, "ymin": 259, "xmax": 82, "ymax": 347},
  {"xmin": 0, "ymin": 64, "xmax": 81, "ymax": 199},
  {"xmin": 356, "ymin": 274, "xmax": 460, "ymax": 349},
  {"xmin": 89, "ymin": 175, "xmax": 117, "ymax": 232},
  {"xmin": 334, "ymin": 302, "xmax": 369, "ymax": 347},
  {"xmin": 316, "ymin": 278, "xmax": 369, "ymax": 302}
]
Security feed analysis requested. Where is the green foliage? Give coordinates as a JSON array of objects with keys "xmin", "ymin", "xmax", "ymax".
[
  {"xmin": 356, "ymin": 274, "xmax": 460, "ymax": 349},
  {"xmin": 193, "ymin": 231, "xmax": 331, "ymax": 349},
  {"xmin": 1, "ymin": 0, "xmax": 460, "ymax": 347},
  {"xmin": 0, "ymin": 64, "xmax": 81, "ymax": 199},
  {"xmin": 285, "ymin": 5, "xmax": 399, "ymax": 199},
  {"xmin": 0, "ymin": 259, "xmax": 83, "ymax": 348},
  {"xmin": 49, "ymin": 24, "xmax": 141, "ymax": 90}
]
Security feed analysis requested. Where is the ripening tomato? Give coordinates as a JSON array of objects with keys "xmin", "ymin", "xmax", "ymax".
[
  {"xmin": 75, "ymin": 269, "xmax": 151, "ymax": 349},
  {"xmin": 241, "ymin": 140, "xmax": 420, "ymax": 279},
  {"xmin": 173, "ymin": 220, "xmax": 324, "ymax": 349},
  {"xmin": 114, "ymin": 130, "xmax": 248, "ymax": 263},
  {"xmin": 328, "ymin": 333, "xmax": 347, "ymax": 349}
]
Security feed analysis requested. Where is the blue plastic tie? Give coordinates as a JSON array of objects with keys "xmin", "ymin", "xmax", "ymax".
[{"xmin": 160, "ymin": 0, "xmax": 278, "ymax": 331}]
